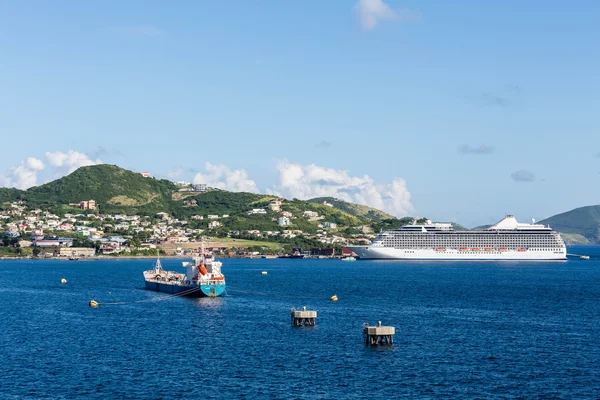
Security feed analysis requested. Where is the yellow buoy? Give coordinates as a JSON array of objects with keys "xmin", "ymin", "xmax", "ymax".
[
  {"xmin": 89, "ymin": 300, "xmax": 98, "ymax": 308},
  {"xmin": 261, "ymin": 271, "xmax": 268, "ymax": 275},
  {"xmin": 330, "ymin": 295, "xmax": 338, "ymax": 301},
  {"xmin": 60, "ymin": 278, "xmax": 67, "ymax": 284}
]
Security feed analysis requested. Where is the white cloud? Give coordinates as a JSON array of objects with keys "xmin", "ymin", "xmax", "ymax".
[
  {"xmin": 0, "ymin": 157, "xmax": 45, "ymax": 189},
  {"xmin": 26, "ymin": 157, "xmax": 45, "ymax": 171},
  {"xmin": 193, "ymin": 162, "xmax": 259, "ymax": 193},
  {"xmin": 0, "ymin": 150, "xmax": 101, "ymax": 190},
  {"xmin": 354, "ymin": 0, "xmax": 422, "ymax": 31},
  {"xmin": 268, "ymin": 161, "xmax": 414, "ymax": 217},
  {"xmin": 45, "ymin": 150, "xmax": 101, "ymax": 174},
  {"xmin": 167, "ymin": 168, "xmax": 186, "ymax": 181}
]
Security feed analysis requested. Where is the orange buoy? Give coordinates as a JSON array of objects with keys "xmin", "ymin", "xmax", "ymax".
[{"xmin": 199, "ymin": 265, "xmax": 207, "ymax": 275}]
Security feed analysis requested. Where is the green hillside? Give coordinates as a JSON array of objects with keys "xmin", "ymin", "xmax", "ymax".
[
  {"xmin": 472, "ymin": 224, "xmax": 493, "ymax": 230},
  {"xmin": 0, "ymin": 165, "xmax": 406, "ymax": 233},
  {"xmin": 1, "ymin": 165, "xmax": 177, "ymax": 215},
  {"xmin": 0, "ymin": 188, "xmax": 25, "ymax": 203},
  {"xmin": 538, "ymin": 205, "xmax": 600, "ymax": 244},
  {"xmin": 308, "ymin": 197, "xmax": 394, "ymax": 221}
]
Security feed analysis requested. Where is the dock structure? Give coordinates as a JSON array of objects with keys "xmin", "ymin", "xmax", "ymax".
[
  {"xmin": 291, "ymin": 307, "xmax": 317, "ymax": 327},
  {"xmin": 363, "ymin": 321, "xmax": 395, "ymax": 345}
]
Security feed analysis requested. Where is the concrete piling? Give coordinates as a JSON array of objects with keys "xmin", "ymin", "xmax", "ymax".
[
  {"xmin": 363, "ymin": 321, "xmax": 395, "ymax": 345},
  {"xmin": 291, "ymin": 306, "xmax": 317, "ymax": 327}
]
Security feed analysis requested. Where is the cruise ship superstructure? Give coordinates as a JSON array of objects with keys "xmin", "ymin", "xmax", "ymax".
[{"xmin": 348, "ymin": 215, "xmax": 566, "ymax": 260}]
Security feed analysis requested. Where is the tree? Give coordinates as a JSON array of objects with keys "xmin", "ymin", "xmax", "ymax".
[{"xmin": 129, "ymin": 236, "xmax": 141, "ymax": 249}]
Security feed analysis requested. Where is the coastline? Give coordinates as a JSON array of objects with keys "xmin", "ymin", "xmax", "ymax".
[{"xmin": 0, "ymin": 255, "xmax": 340, "ymax": 260}]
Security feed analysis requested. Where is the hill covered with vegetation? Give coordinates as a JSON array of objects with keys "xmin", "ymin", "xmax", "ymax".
[
  {"xmin": 0, "ymin": 165, "xmax": 414, "ymax": 238},
  {"xmin": 0, "ymin": 165, "xmax": 177, "ymax": 215},
  {"xmin": 307, "ymin": 197, "xmax": 394, "ymax": 221},
  {"xmin": 538, "ymin": 205, "xmax": 600, "ymax": 244}
]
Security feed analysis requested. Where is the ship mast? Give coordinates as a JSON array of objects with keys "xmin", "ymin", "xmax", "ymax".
[
  {"xmin": 155, "ymin": 248, "xmax": 162, "ymax": 272},
  {"xmin": 201, "ymin": 237, "xmax": 206, "ymax": 263}
]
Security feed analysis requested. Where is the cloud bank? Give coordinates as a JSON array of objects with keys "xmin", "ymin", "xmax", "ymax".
[
  {"xmin": 193, "ymin": 162, "xmax": 259, "ymax": 193},
  {"xmin": 0, "ymin": 150, "xmax": 101, "ymax": 190},
  {"xmin": 354, "ymin": 0, "xmax": 421, "ymax": 31},
  {"xmin": 267, "ymin": 161, "xmax": 413, "ymax": 217}
]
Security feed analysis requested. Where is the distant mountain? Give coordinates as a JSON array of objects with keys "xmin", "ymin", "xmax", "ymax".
[
  {"xmin": 538, "ymin": 205, "xmax": 600, "ymax": 244},
  {"xmin": 448, "ymin": 223, "xmax": 469, "ymax": 231},
  {"xmin": 472, "ymin": 224, "xmax": 493, "ymax": 230},
  {"xmin": 308, "ymin": 197, "xmax": 394, "ymax": 222}
]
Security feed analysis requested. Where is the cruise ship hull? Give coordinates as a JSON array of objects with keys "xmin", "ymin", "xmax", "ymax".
[
  {"xmin": 347, "ymin": 246, "xmax": 567, "ymax": 261},
  {"xmin": 144, "ymin": 280, "xmax": 226, "ymax": 297}
]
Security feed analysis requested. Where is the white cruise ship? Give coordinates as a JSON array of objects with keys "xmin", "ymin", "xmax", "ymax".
[{"xmin": 348, "ymin": 215, "xmax": 566, "ymax": 260}]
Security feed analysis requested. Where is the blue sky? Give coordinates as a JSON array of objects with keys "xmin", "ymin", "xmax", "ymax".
[{"xmin": 1, "ymin": 0, "xmax": 599, "ymax": 227}]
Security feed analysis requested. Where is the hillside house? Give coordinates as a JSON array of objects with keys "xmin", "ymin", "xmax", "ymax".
[
  {"xmin": 268, "ymin": 200, "xmax": 282, "ymax": 212},
  {"xmin": 277, "ymin": 216, "xmax": 290, "ymax": 226},
  {"xmin": 303, "ymin": 211, "xmax": 319, "ymax": 219},
  {"xmin": 247, "ymin": 209, "xmax": 267, "ymax": 215},
  {"xmin": 79, "ymin": 200, "xmax": 96, "ymax": 210}
]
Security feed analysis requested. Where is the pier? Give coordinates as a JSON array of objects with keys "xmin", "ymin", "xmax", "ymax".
[
  {"xmin": 291, "ymin": 307, "xmax": 317, "ymax": 327},
  {"xmin": 363, "ymin": 321, "xmax": 395, "ymax": 345}
]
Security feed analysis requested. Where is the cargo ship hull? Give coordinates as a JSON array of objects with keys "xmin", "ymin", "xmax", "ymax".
[{"xmin": 144, "ymin": 280, "xmax": 226, "ymax": 297}]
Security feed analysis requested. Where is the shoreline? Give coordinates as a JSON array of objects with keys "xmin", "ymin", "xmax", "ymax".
[{"xmin": 0, "ymin": 255, "xmax": 340, "ymax": 261}]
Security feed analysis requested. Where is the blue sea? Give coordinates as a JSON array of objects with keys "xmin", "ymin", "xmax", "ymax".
[{"xmin": 2, "ymin": 247, "xmax": 600, "ymax": 399}]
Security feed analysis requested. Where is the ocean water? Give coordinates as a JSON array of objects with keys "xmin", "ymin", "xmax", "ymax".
[{"xmin": 1, "ymin": 249, "xmax": 600, "ymax": 399}]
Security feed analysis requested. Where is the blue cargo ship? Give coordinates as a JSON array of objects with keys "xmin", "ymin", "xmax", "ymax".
[{"xmin": 143, "ymin": 248, "xmax": 226, "ymax": 297}]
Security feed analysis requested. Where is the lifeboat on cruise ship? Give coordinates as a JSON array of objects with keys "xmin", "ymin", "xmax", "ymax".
[
  {"xmin": 498, "ymin": 248, "xmax": 507, "ymax": 251},
  {"xmin": 485, "ymin": 247, "xmax": 493, "ymax": 251},
  {"xmin": 518, "ymin": 248, "xmax": 526, "ymax": 252},
  {"xmin": 435, "ymin": 247, "xmax": 446, "ymax": 251},
  {"xmin": 459, "ymin": 247, "xmax": 468, "ymax": 251},
  {"xmin": 472, "ymin": 248, "xmax": 481, "ymax": 251}
]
